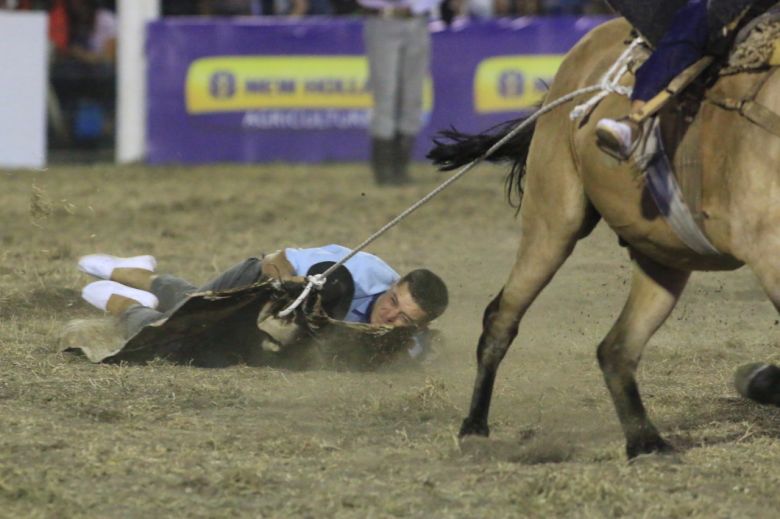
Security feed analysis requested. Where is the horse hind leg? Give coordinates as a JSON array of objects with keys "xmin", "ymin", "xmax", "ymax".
[
  {"xmin": 734, "ymin": 256, "xmax": 780, "ymax": 406},
  {"xmin": 597, "ymin": 251, "xmax": 690, "ymax": 459},
  {"xmin": 460, "ymin": 194, "xmax": 599, "ymax": 438}
]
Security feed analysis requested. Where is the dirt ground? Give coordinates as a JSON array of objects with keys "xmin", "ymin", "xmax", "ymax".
[{"xmin": 1, "ymin": 161, "xmax": 779, "ymax": 518}]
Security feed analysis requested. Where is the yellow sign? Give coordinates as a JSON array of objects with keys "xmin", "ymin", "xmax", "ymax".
[
  {"xmin": 474, "ymin": 55, "xmax": 564, "ymax": 113},
  {"xmin": 186, "ymin": 56, "xmax": 432, "ymax": 114}
]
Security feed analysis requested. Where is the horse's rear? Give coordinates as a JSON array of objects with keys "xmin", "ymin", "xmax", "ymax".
[
  {"xmin": 573, "ymin": 25, "xmax": 780, "ymax": 274},
  {"xmin": 439, "ymin": 17, "xmax": 780, "ymax": 458},
  {"xmin": 571, "ymin": 19, "xmax": 780, "ymax": 304}
]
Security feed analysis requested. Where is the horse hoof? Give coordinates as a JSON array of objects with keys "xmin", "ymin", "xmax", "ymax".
[
  {"xmin": 735, "ymin": 363, "xmax": 780, "ymax": 406},
  {"xmin": 626, "ymin": 435, "xmax": 674, "ymax": 460},
  {"xmin": 459, "ymin": 418, "xmax": 490, "ymax": 438}
]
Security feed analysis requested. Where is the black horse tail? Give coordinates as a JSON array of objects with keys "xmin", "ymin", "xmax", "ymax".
[{"xmin": 427, "ymin": 111, "xmax": 538, "ymax": 208}]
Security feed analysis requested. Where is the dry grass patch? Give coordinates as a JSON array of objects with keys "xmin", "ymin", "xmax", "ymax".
[{"xmin": 0, "ymin": 164, "xmax": 778, "ymax": 517}]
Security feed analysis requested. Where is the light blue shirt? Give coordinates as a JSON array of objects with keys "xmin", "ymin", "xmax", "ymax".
[{"xmin": 284, "ymin": 244, "xmax": 400, "ymax": 324}]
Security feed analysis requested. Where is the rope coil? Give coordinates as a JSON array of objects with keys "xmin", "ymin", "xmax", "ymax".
[
  {"xmin": 276, "ymin": 273, "xmax": 325, "ymax": 318},
  {"xmin": 570, "ymin": 38, "xmax": 640, "ymax": 120}
]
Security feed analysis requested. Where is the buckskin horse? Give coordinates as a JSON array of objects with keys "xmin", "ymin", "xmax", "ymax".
[{"xmin": 429, "ymin": 18, "xmax": 780, "ymax": 458}]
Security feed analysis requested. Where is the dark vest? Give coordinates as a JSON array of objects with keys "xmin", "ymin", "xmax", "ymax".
[{"xmin": 604, "ymin": 0, "xmax": 768, "ymax": 45}]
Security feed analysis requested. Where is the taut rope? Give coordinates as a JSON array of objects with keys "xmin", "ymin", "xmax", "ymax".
[
  {"xmin": 277, "ymin": 41, "xmax": 640, "ymax": 318},
  {"xmin": 570, "ymin": 38, "xmax": 640, "ymax": 120}
]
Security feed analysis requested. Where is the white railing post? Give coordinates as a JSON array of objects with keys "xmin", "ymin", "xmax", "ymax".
[
  {"xmin": 117, "ymin": 0, "xmax": 160, "ymax": 164},
  {"xmin": 0, "ymin": 10, "xmax": 47, "ymax": 169}
]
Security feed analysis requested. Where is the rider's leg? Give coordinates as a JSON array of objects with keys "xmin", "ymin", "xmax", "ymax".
[
  {"xmin": 631, "ymin": 0, "xmax": 710, "ymax": 103},
  {"xmin": 596, "ymin": 0, "xmax": 711, "ymax": 157}
]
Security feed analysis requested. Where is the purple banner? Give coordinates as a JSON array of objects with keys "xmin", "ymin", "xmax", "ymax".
[{"xmin": 146, "ymin": 17, "xmax": 609, "ymax": 164}]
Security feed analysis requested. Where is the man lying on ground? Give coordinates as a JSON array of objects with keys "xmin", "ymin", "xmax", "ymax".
[{"xmin": 76, "ymin": 244, "xmax": 449, "ymax": 364}]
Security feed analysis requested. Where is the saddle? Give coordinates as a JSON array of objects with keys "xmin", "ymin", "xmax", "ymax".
[
  {"xmin": 608, "ymin": 10, "xmax": 780, "ymax": 254},
  {"xmin": 604, "ymin": 0, "xmax": 764, "ymax": 47},
  {"xmin": 723, "ymin": 7, "xmax": 780, "ymax": 73}
]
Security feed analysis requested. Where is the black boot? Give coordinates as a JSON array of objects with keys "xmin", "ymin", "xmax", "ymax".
[
  {"xmin": 370, "ymin": 137, "xmax": 395, "ymax": 185},
  {"xmin": 735, "ymin": 363, "xmax": 780, "ymax": 406},
  {"xmin": 391, "ymin": 133, "xmax": 415, "ymax": 185}
]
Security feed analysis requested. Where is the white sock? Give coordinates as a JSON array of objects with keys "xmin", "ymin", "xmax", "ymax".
[
  {"xmin": 81, "ymin": 280, "xmax": 159, "ymax": 311},
  {"xmin": 78, "ymin": 254, "xmax": 156, "ymax": 280}
]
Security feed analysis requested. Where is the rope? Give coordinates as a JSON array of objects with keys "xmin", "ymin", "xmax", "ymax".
[
  {"xmin": 275, "ymin": 273, "xmax": 326, "ymax": 319},
  {"xmin": 570, "ymin": 38, "xmax": 641, "ymax": 120},
  {"xmin": 277, "ymin": 50, "xmax": 639, "ymax": 318}
]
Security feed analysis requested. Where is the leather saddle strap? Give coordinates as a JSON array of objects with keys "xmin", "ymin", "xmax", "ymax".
[
  {"xmin": 739, "ymin": 100, "xmax": 780, "ymax": 138},
  {"xmin": 706, "ymin": 70, "xmax": 780, "ymax": 137},
  {"xmin": 631, "ymin": 57, "xmax": 714, "ymax": 124},
  {"xmin": 674, "ymin": 113, "xmax": 704, "ymax": 223}
]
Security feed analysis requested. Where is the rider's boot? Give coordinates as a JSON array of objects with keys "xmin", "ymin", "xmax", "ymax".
[
  {"xmin": 735, "ymin": 363, "xmax": 780, "ymax": 406},
  {"xmin": 595, "ymin": 117, "xmax": 641, "ymax": 160}
]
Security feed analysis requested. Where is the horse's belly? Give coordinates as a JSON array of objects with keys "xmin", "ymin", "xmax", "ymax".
[{"xmin": 580, "ymin": 149, "xmax": 742, "ymax": 271}]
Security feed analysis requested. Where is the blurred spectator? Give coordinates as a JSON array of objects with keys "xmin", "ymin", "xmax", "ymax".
[
  {"xmin": 542, "ymin": 0, "xmax": 590, "ymax": 14},
  {"xmin": 162, "ymin": 0, "xmax": 204, "ymax": 15},
  {"xmin": 463, "ymin": 0, "xmax": 493, "ymax": 19},
  {"xmin": 495, "ymin": 0, "xmax": 540, "ymax": 17},
  {"xmin": 65, "ymin": 0, "xmax": 117, "ymax": 65},
  {"xmin": 492, "ymin": 0, "xmax": 609, "ymax": 16},
  {"xmin": 49, "ymin": 0, "xmax": 70, "ymax": 53},
  {"xmin": 162, "ymin": 0, "xmax": 610, "ymax": 16},
  {"xmin": 1, "ymin": 0, "xmax": 51, "ymax": 9},
  {"xmin": 49, "ymin": 0, "xmax": 117, "ymax": 147},
  {"xmin": 584, "ymin": 0, "xmax": 611, "ymax": 14},
  {"xmin": 305, "ymin": 0, "xmax": 332, "ymax": 14},
  {"xmin": 198, "ymin": 0, "xmax": 260, "ymax": 14},
  {"xmin": 544, "ymin": 0, "xmax": 612, "ymax": 15},
  {"xmin": 440, "ymin": 0, "xmax": 468, "ymax": 24},
  {"xmin": 195, "ymin": 0, "xmax": 317, "ymax": 15},
  {"xmin": 329, "ymin": 0, "xmax": 358, "ymax": 14},
  {"xmin": 270, "ymin": 0, "xmax": 329, "ymax": 15}
]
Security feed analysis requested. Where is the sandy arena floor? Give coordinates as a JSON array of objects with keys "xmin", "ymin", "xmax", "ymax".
[{"xmin": 0, "ymin": 161, "xmax": 778, "ymax": 517}]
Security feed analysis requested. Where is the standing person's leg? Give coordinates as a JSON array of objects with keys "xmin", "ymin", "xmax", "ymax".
[
  {"xmin": 364, "ymin": 17, "xmax": 402, "ymax": 184},
  {"xmin": 395, "ymin": 17, "xmax": 431, "ymax": 183}
]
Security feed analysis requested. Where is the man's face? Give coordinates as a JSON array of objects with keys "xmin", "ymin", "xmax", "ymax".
[{"xmin": 370, "ymin": 282, "xmax": 427, "ymax": 327}]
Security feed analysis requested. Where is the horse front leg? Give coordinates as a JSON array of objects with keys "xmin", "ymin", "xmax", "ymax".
[
  {"xmin": 460, "ymin": 198, "xmax": 592, "ymax": 438},
  {"xmin": 597, "ymin": 251, "xmax": 690, "ymax": 459}
]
